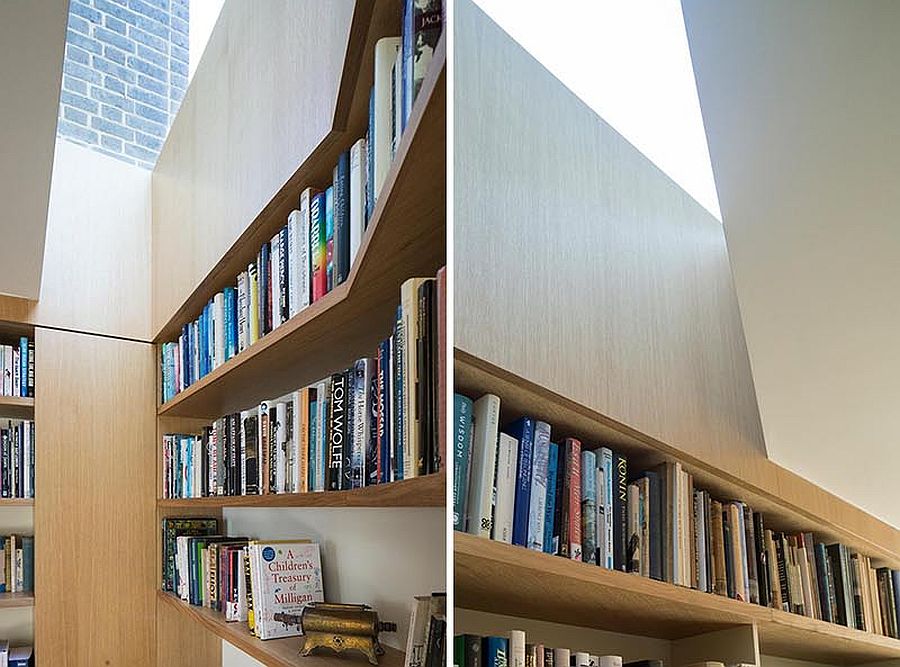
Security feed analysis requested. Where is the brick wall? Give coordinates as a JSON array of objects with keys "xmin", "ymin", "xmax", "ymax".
[{"xmin": 58, "ymin": 0, "xmax": 189, "ymax": 169}]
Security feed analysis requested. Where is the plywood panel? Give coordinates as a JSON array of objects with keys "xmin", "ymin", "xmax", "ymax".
[
  {"xmin": 157, "ymin": 593, "xmax": 221, "ymax": 667},
  {"xmin": 35, "ymin": 327, "xmax": 157, "ymax": 666},
  {"xmin": 151, "ymin": 0, "xmax": 355, "ymax": 336},
  {"xmin": 0, "ymin": 140, "xmax": 152, "ymax": 341},
  {"xmin": 453, "ymin": 0, "xmax": 767, "ymax": 482}
]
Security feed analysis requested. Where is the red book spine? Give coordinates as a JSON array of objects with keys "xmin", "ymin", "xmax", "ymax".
[{"xmin": 567, "ymin": 438, "xmax": 583, "ymax": 561}]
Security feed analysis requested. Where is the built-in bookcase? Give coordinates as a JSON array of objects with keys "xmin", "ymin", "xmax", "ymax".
[
  {"xmin": 454, "ymin": 350, "xmax": 900, "ymax": 666},
  {"xmin": 0, "ymin": 323, "xmax": 35, "ymax": 650},
  {"xmin": 154, "ymin": 1, "xmax": 446, "ymax": 665}
]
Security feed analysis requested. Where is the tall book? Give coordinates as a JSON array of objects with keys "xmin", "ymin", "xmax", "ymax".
[
  {"xmin": 543, "ymin": 441, "xmax": 559, "ymax": 554},
  {"xmin": 333, "ymin": 150, "xmax": 351, "ymax": 285},
  {"xmin": 492, "ymin": 432, "xmax": 518, "ymax": 544},
  {"xmin": 326, "ymin": 372, "xmax": 348, "ymax": 491},
  {"xmin": 401, "ymin": 277, "xmax": 430, "ymax": 478},
  {"xmin": 373, "ymin": 37, "xmax": 401, "ymax": 206},
  {"xmin": 581, "ymin": 449, "xmax": 597, "ymax": 565},
  {"xmin": 403, "ymin": 0, "xmax": 443, "ymax": 121},
  {"xmin": 466, "ymin": 394, "xmax": 500, "ymax": 538},
  {"xmin": 527, "ymin": 421, "xmax": 551, "ymax": 552},
  {"xmin": 598, "ymin": 448, "xmax": 614, "ymax": 569},
  {"xmin": 612, "ymin": 452, "xmax": 627, "ymax": 571},
  {"xmin": 310, "ymin": 192, "xmax": 327, "ymax": 302},
  {"xmin": 504, "ymin": 417, "xmax": 534, "ymax": 548},
  {"xmin": 348, "ymin": 139, "xmax": 366, "ymax": 271},
  {"xmin": 452, "ymin": 394, "xmax": 474, "ymax": 532}
]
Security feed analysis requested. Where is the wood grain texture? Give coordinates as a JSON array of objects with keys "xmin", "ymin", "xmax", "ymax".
[
  {"xmin": 0, "ymin": 592, "xmax": 34, "ymax": 609},
  {"xmin": 453, "ymin": 0, "xmax": 768, "ymax": 484},
  {"xmin": 456, "ymin": 351, "xmax": 900, "ymax": 568},
  {"xmin": 0, "ymin": 396, "xmax": 34, "ymax": 420},
  {"xmin": 157, "ymin": 44, "xmax": 445, "ymax": 418},
  {"xmin": 157, "ymin": 591, "xmax": 221, "ymax": 667},
  {"xmin": 455, "ymin": 533, "xmax": 900, "ymax": 665},
  {"xmin": 158, "ymin": 472, "xmax": 444, "ymax": 509},
  {"xmin": 35, "ymin": 328, "xmax": 157, "ymax": 666},
  {"xmin": 0, "ymin": 141, "xmax": 152, "ymax": 340},
  {"xmin": 151, "ymin": 0, "xmax": 355, "ymax": 337},
  {"xmin": 158, "ymin": 591, "xmax": 405, "ymax": 667}
]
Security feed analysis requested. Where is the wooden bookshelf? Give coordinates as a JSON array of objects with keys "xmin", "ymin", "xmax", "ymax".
[
  {"xmin": 0, "ymin": 592, "xmax": 34, "ymax": 609},
  {"xmin": 456, "ymin": 533, "xmax": 900, "ymax": 664},
  {"xmin": 0, "ymin": 396, "xmax": 33, "ymax": 420},
  {"xmin": 158, "ymin": 591, "xmax": 405, "ymax": 667},
  {"xmin": 158, "ymin": 472, "xmax": 444, "ymax": 508},
  {"xmin": 0, "ymin": 498, "xmax": 33, "ymax": 507}
]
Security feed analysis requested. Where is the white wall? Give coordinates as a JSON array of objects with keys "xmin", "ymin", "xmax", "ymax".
[
  {"xmin": 221, "ymin": 507, "xmax": 446, "ymax": 666},
  {"xmin": 683, "ymin": 0, "xmax": 900, "ymax": 528}
]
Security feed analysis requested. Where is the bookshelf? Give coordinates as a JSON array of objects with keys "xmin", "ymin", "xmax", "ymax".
[
  {"xmin": 454, "ymin": 350, "xmax": 900, "ymax": 666},
  {"xmin": 154, "ymin": 1, "xmax": 446, "ymax": 665},
  {"xmin": 0, "ymin": 594, "xmax": 33, "ymax": 610},
  {"xmin": 0, "ymin": 397, "xmax": 33, "ymax": 421}
]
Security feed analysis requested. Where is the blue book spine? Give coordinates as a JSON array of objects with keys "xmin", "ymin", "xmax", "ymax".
[
  {"xmin": 483, "ymin": 637, "xmax": 508, "ymax": 667},
  {"xmin": 527, "ymin": 420, "xmax": 551, "ymax": 550},
  {"xmin": 581, "ymin": 450, "xmax": 597, "ymax": 564},
  {"xmin": 182, "ymin": 325, "xmax": 190, "ymax": 386},
  {"xmin": 366, "ymin": 87, "xmax": 375, "ymax": 225},
  {"xmin": 452, "ymin": 393, "xmax": 474, "ymax": 531},
  {"xmin": 543, "ymin": 441, "xmax": 559, "ymax": 553},
  {"xmin": 505, "ymin": 417, "xmax": 534, "ymax": 547},
  {"xmin": 227, "ymin": 286, "xmax": 238, "ymax": 359},
  {"xmin": 402, "ymin": 0, "xmax": 414, "ymax": 130},
  {"xmin": 18, "ymin": 337, "xmax": 27, "ymax": 397},
  {"xmin": 186, "ymin": 436, "xmax": 193, "ymax": 498},
  {"xmin": 378, "ymin": 338, "xmax": 392, "ymax": 484}
]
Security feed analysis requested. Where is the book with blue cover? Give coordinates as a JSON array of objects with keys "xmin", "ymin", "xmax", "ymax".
[
  {"xmin": 504, "ymin": 417, "xmax": 534, "ymax": 547},
  {"xmin": 543, "ymin": 441, "xmax": 559, "ymax": 553},
  {"xmin": 527, "ymin": 420, "xmax": 550, "ymax": 551},
  {"xmin": 483, "ymin": 636, "xmax": 508, "ymax": 667},
  {"xmin": 453, "ymin": 394, "xmax": 474, "ymax": 531}
]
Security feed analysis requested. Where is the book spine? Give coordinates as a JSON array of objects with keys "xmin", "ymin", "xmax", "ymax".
[
  {"xmin": 744, "ymin": 505, "xmax": 759, "ymax": 604},
  {"xmin": 581, "ymin": 450, "xmax": 597, "ymax": 564},
  {"xmin": 366, "ymin": 87, "xmax": 375, "ymax": 224},
  {"xmin": 467, "ymin": 394, "xmax": 500, "ymax": 538},
  {"xmin": 392, "ymin": 307, "xmax": 405, "ymax": 481},
  {"xmin": 378, "ymin": 338, "xmax": 392, "ymax": 484},
  {"xmin": 326, "ymin": 372, "xmax": 347, "ymax": 491},
  {"xmin": 567, "ymin": 438, "xmax": 582, "ymax": 561},
  {"xmin": 527, "ymin": 421, "xmax": 551, "ymax": 551},
  {"xmin": 543, "ymin": 441, "xmax": 559, "ymax": 554},
  {"xmin": 510, "ymin": 419, "xmax": 534, "ymax": 547},
  {"xmin": 612, "ymin": 452, "xmax": 627, "ymax": 571},
  {"xmin": 18, "ymin": 338, "xmax": 26, "ymax": 398},
  {"xmin": 334, "ymin": 150, "xmax": 350, "ymax": 285},
  {"xmin": 27, "ymin": 340, "xmax": 34, "ymax": 398},
  {"xmin": 351, "ymin": 359, "xmax": 371, "ymax": 489},
  {"xmin": 310, "ymin": 193, "xmax": 326, "ymax": 302},
  {"xmin": 349, "ymin": 139, "xmax": 366, "ymax": 269},
  {"xmin": 325, "ymin": 186, "xmax": 334, "ymax": 293},
  {"xmin": 279, "ymin": 226, "xmax": 289, "ymax": 323},
  {"xmin": 493, "ymin": 432, "xmax": 518, "ymax": 544},
  {"xmin": 452, "ymin": 394, "xmax": 474, "ymax": 531},
  {"xmin": 298, "ymin": 190, "xmax": 312, "ymax": 312},
  {"xmin": 373, "ymin": 38, "xmax": 401, "ymax": 203}
]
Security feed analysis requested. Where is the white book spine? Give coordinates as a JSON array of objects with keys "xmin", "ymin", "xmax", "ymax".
[
  {"xmin": 465, "ymin": 393, "xmax": 500, "ymax": 538},
  {"xmin": 275, "ymin": 402, "xmax": 287, "ymax": 493},
  {"xmin": 553, "ymin": 649, "xmax": 570, "ymax": 667},
  {"xmin": 287, "ymin": 210, "xmax": 299, "ymax": 318},
  {"xmin": 598, "ymin": 658, "xmax": 623, "ymax": 667},
  {"xmin": 391, "ymin": 47, "xmax": 403, "ymax": 157},
  {"xmin": 527, "ymin": 420, "xmax": 550, "ymax": 551},
  {"xmin": 292, "ymin": 391, "xmax": 302, "ymax": 493},
  {"xmin": 573, "ymin": 652, "xmax": 591, "ymax": 667},
  {"xmin": 373, "ymin": 37, "xmax": 401, "ymax": 205},
  {"xmin": 270, "ymin": 233, "xmax": 282, "ymax": 329},
  {"xmin": 510, "ymin": 631, "xmax": 526, "ymax": 667},
  {"xmin": 12, "ymin": 350, "xmax": 19, "ymax": 398},
  {"xmin": 237, "ymin": 272, "xmax": 248, "ymax": 353},
  {"xmin": 600, "ymin": 447, "xmax": 614, "ymax": 568},
  {"xmin": 492, "ymin": 432, "xmax": 518, "ymax": 543},
  {"xmin": 213, "ymin": 292, "xmax": 225, "ymax": 369},
  {"xmin": 349, "ymin": 139, "xmax": 366, "ymax": 270},
  {"xmin": 596, "ymin": 463, "xmax": 606, "ymax": 566},
  {"xmin": 297, "ymin": 190, "xmax": 312, "ymax": 313}
]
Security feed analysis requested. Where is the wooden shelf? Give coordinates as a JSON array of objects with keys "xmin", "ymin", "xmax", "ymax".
[
  {"xmin": 157, "ymin": 472, "xmax": 444, "ymax": 508},
  {"xmin": 157, "ymin": 36, "xmax": 445, "ymax": 420},
  {"xmin": 158, "ymin": 591, "xmax": 405, "ymax": 667},
  {"xmin": 0, "ymin": 592, "xmax": 34, "ymax": 609},
  {"xmin": 0, "ymin": 498, "xmax": 33, "ymax": 506},
  {"xmin": 455, "ymin": 533, "xmax": 900, "ymax": 665},
  {"xmin": 0, "ymin": 396, "xmax": 33, "ymax": 419}
]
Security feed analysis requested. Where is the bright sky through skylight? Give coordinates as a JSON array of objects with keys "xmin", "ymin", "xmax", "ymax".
[{"xmin": 471, "ymin": 0, "xmax": 722, "ymax": 221}]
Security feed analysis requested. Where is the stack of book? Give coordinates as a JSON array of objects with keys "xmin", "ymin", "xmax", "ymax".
[
  {"xmin": 159, "ymin": 2, "xmax": 444, "ymax": 405},
  {"xmin": 162, "ymin": 270, "xmax": 445, "ymax": 498},
  {"xmin": 0, "ymin": 535, "xmax": 33, "ymax": 594},
  {"xmin": 404, "ymin": 593, "xmax": 446, "ymax": 667},
  {"xmin": 0, "ymin": 420, "xmax": 34, "ymax": 500},
  {"xmin": 161, "ymin": 517, "xmax": 324, "ymax": 640},
  {"xmin": 453, "ymin": 631, "xmax": 649, "ymax": 667},
  {"xmin": 0, "ymin": 338, "xmax": 33, "ymax": 398},
  {"xmin": 454, "ymin": 393, "xmax": 900, "ymax": 638}
]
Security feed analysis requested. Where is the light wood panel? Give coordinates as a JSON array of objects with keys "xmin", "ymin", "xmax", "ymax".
[
  {"xmin": 0, "ymin": 140, "xmax": 152, "ymax": 340},
  {"xmin": 455, "ymin": 533, "xmax": 900, "ymax": 665},
  {"xmin": 455, "ymin": 351, "xmax": 900, "ymax": 568},
  {"xmin": 454, "ymin": 0, "xmax": 768, "ymax": 486},
  {"xmin": 0, "ymin": 592, "xmax": 34, "ymax": 609},
  {"xmin": 157, "ymin": 44, "xmax": 445, "ymax": 417},
  {"xmin": 157, "ymin": 592, "xmax": 221, "ymax": 667},
  {"xmin": 0, "ymin": 396, "xmax": 34, "ymax": 420},
  {"xmin": 158, "ymin": 591, "xmax": 405, "ymax": 667},
  {"xmin": 152, "ymin": 0, "xmax": 355, "ymax": 337},
  {"xmin": 35, "ymin": 328, "xmax": 157, "ymax": 666},
  {"xmin": 159, "ymin": 472, "xmax": 444, "ymax": 509}
]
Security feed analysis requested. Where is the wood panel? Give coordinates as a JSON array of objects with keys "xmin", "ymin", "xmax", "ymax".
[
  {"xmin": 0, "ymin": 140, "xmax": 152, "ymax": 340},
  {"xmin": 0, "ymin": 396, "xmax": 34, "ymax": 420},
  {"xmin": 35, "ymin": 328, "xmax": 157, "ymax": 666},
  {"xmin": 455, "ymin": 533, "xmax": 900, "ymax": 665},
  {"xmin": 453, "ymin": 0, "xmax": 768, "ymax": 485},
  {"xmin": 151, "ymin": 0, "xmax": 355, "ymax": 336},
  {"xmin": 455, "ymin": 351, "xmax": 900, "ymax": 568},
  {"xmin": 157, "ymin": 592, "xmax": 221, "ymax": 667}
]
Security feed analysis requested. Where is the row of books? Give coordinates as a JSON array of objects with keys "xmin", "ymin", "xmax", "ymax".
[
  {"xmin": 454, "ymin": 631, "xmax": 660, "ymax": 667},
  {"xmin": 453, "ymin": 393, "xmax": 900, "ymax": 638},
  {"xmin": 405, "ymin": 593, "xmax": 446, "ymax": 667},
  {"xmin": 159, "ymin": 2, "xmax": 444, "ymax": 405},
  {"xmin": 0, "ymin": 339, "xmax": 33, "ymax": 398},
  {"xmin": 161, "ymin": 271, "xmax": 445, "ymax": 498},
  {"xmin": 0, "ymin": 643, "xmax": 32, "ymax": 667},
  {"xmin": 161, "ymin": 517, "xmax": 323, "ymax": 640},
  {"xmin": 0, "ymin": 420, "xmax": 34, "ymax": 499},
  {"xmin": 0, "ymin": 535, "xmax": 33, "ymax": 593}
]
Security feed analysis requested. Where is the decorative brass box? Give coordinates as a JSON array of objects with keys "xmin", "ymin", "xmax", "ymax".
[{"xmin": 274, "ymin": 603, "xmax": 396, "ymax": 665}]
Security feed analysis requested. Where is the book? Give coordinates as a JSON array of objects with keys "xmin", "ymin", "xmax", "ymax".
[
  {"xmin": 452, "ymin": 394, "xmax": 474, "ymax": 531},
  {"xmin": 333, "ymin": 150, "xmax": 350, "ymax": 286},
  {"xmin": 467, "ymin": 394, "xmax": 500, "ymax": 538},
  {"xmin": 611, "ymin": 452, "xmax": 627, "ymax": 571},
  {"xmin": 492, "ymin": 432, "xmax": 518, "ymax": 544},
  {"xmin": 527, "ymin": 421, "xmax": 551, "ymax": 551},
  {"xmin": 373, "ymin": 37, "xmax": 401, "ymax": 207},
  {"xmin": 505, "ymin": 417, "xmax": 534, "ymax": 548},
  {"xmin": 581, "ymin": 449, "xmax": 597, "ymax": 565},
  {"xmin": 326, "ymin": 371, "xmax": 349, "ymax": 491},
  {"xmin": 543, "ymin": 441, "xmax": 559, "ymax": 554}
]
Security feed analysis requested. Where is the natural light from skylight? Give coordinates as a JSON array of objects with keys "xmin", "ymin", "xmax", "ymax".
[
  {"xmin": 471, "ymin": 0, "xmax": 722, "ymax": 221},
  {"xmin": 189, "ymin": 0, "xmax": 225, "ymax": 82}
]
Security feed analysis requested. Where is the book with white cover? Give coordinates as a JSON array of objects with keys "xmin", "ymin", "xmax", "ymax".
[
  {"xmin": 213, "ymin": 292, "xmax": 225, "ymax": 369},
  {"xmin": 400, "ymin": 277, "xmax": 428, "ymax": 478},
  {"xmin": 270, "ymin": 232, "xmax": 283, "ymax": 329},
  {"xmin": 573, "ymin": 652, "xmax": 590, "ymax": 667},
  {"xmin": 295, "ymin": 189, "xmax": 314, "ymax": 316},
  {"xmin": 373, "ymin": 37, "xmax": 401, "ymax": 206},
  {"xmin": 492, "ymin": 432, "xmax": 518, "ymax": 543},
  {"xmin": 404, "ymin": 595, "xmax": 431, "ymax": 667},
  {"xmin": 237, "ymin": 271, "xmax": 248, "ymax": 353},
  {"xmin": 465, "ymin": 393, "xmax": 500, "ymax": 537},
  {"xmin": 249, "ymin": 540, "xmax": 323, "ymax": 640},
  {"xmin": 510, "ymin": 631, "xmax": 526, "ymax": 667},
  {"xmin": 349, "ymin": 139, "xmax": 366, "ymax": 270},
  {"xmin": 528, "ymin": 421, "xmax": 550, "ymax": 551},
  {"xmin": 314, "ymin": 378, "xmax": 329, "ymax": 492}
]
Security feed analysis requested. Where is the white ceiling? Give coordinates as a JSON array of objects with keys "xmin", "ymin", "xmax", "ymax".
[
  {"xmin": 683, "ymin": 0, "xmax": 900, "ymax": 527},
  {"xmin": 0, "ymin": 0, "xmax": 69, "ymax": 300}
]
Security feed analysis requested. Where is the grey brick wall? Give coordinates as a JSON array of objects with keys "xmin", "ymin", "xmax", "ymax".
[{"xmin": 58, "ymin": 0, "xmax": 189, "ymax": 169}]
